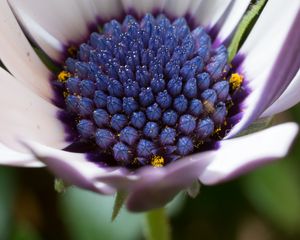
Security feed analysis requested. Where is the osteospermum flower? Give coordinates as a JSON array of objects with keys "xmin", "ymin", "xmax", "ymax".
[{"xmin": 0, "ymin": 0, "xmax": 299, "ymax": 211}]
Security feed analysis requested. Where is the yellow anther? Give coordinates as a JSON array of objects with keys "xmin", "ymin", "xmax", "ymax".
[
  {"xmin": 151, "ymin": 155, "xmax": 165, "ymax": 168},
  {"xmin": 229, "ymin": 73, "xmax": 243, "ymax": 90},
  {"xmin": 58, "ymin": 70, "xmax": 71, "ymax": 82}
]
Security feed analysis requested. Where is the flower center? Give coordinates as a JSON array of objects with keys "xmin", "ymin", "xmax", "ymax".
[{"xmin": 57, "ymin": 14, "xmax": 242, "ymax": 168}]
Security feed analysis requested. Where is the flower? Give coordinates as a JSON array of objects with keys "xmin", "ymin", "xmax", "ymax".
[{"xmin": 0, "ymin": 0, "xmax": 299, "ymax": 212}]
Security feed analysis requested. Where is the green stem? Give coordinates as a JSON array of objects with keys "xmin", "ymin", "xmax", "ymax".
[
  {"xmin": 144, "ymin": 208, "xmax": 171, "ymax": 240},
  {"xmin": 227, "ymin": 0, "xmax": 267, "ymax": 62}
]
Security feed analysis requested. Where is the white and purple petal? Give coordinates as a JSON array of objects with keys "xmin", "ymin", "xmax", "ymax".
[
  {"xmin": 0, "ymin": 0, "xmax": 53, "ymax": 100},
  {"xmin": 189, "ymin": 0, "xmax": 232, "ymax": 31},
  {"xmin": 8, "ymin": 0, "xmax": 94, "ymax": 62},
  {"xmin": 0, "ymin": 68, "xmax": 68, "ymax": 152},
  {"xmin": 164, "ymin": 0, "xmax": 193, "ymax": 17},
  {"xmin": 91, "ymin": 0, "xmax": 123, "ymax": 20},
  {"xmin": 122, "ymin": 0, "xmax": 166, "ymax": 16},
  {"xmin": 22, "ymin": 140, "xmax": 118, "ymax": 195},
  {"xmin": 226, "ymin": 1, "xmax": 300, "ymax": 138},
  {"xmin": 200, "ymin": 122, "xmax": 298, "ymax": 185},
  {"xmin": 0, "ymin": 143, "xmax": 43, "ymax": 167},
  {"xmin": 125, "ymin": 151, "xmax": 214, "ymax": 211},
  {"xmin": 262, "ymin": 68, "xmax": 300, "ymax": 117}
]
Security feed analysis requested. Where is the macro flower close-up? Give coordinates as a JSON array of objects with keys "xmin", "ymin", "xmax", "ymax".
[{"xmin": 0, "ymin": 0, "xmax": 300, "ymax": 232}]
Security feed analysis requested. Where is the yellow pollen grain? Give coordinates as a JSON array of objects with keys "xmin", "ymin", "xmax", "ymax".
[
  {"xmin": 58, "ymin": 71, "xmax": 71, "ymax": 82},
  {"xmin": 214, "ymin": 127, "xmax": 222, "ymax": 135},
  {"xmin": 68, "ymin": 46, "xmax": 77, "ymax": 57},
  {"xmin": 132, "ymin": 157, "xmax": 139, "ymax": 165},
  {"xmin": 151, "ymin": 155, "xmax": 165, "ymax": 168},
  {"xmin": 63, "ymin": 91, "xmax": 68, "ymax": 98},
  {"xmin": 195, "ymin": 141, "xmax": 204, "ymax": 148},
  {"xmin": 229, "ymin": 73, "xmax": 243, "ymax": 90},
  {"xmin": 226, "ymin": 100, "xmax": 234, "ymax": 110},
  {"xmin": 213, "ymin": 127, "xmax": 223, "ymax": 140}
]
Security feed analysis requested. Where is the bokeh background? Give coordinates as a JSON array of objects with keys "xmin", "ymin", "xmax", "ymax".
[{"xmin": 1, "ymin": 107, "xmax": 300, "ymax": 240}]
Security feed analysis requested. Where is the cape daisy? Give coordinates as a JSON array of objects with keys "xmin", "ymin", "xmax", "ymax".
[{"xmin": 0, "ymin": 0, "xmax": 299, "ymax": 212}]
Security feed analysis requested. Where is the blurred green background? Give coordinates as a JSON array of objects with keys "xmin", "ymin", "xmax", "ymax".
[{"xmin": 1, "ymin": 107, "xmax": 300, "ymax": 240}]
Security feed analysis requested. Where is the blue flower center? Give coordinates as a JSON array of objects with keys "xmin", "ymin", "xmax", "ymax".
[{"xmin": 58, "ymin": 14, "xmax": 237, "ymax": 168}]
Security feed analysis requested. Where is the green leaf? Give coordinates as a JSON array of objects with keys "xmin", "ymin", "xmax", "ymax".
[
  {"xmin": 242, "ymin": 160, "xmax": 300, "ymax": 234},
  {"xmin": 111, "ymin": 191, "xmax": 127, "ymax": 221},
  {"xmin": 228, "ymin": 0, "xmax": 267, "ymax": 62}
]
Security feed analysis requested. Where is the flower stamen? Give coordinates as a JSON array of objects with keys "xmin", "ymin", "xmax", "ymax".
[
  {"xmin": 229, "ymin": 73, "xmax": 243, "ymax": 90},
  {"xmin": 58, "ymin": 70, "xmax": 71, "ymax": 82},
  {"xmin": 151, "ymin": 155, "xmax": 165, "ymax": 168}
]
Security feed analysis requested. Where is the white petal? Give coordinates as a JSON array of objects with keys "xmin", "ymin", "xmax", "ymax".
[
  {"xmin": 0, "ymin": 0, "xmax": 53, "ymax": 100},
  {"xmin": 122, "ymin": 0, "xmax": 166, "ymax": 15},
  {"xmin": 10, "ymin": 11, "xmax": 64, "ymax": 61},
  {"xmin": 23, "ymin": 141, "xmax": 116, "ymax": 194},
  {"xmin": 187, "ymin": 0, "xmax": 203, "ymax": 15},
  {"xmin": 215, "ymin": 0, "xmax": 251, "ymax": 44},
  {"xmin": 191, "ymin": 0, "xmax": 232, "ymax": 29},
  {"xmin": 163, "ymin": 0, "xmax": 192, "ymax": 17},
  {"xmin": 8, "ymin": 0, "xmax": 87, "ymax": 61},
  {"xmin": 0, "ymin": 143, "xmax": 44, "ymax": 167},
  {"xmin": 262, "ymin": 69, "xmax": 300, "ymax": 117},
  {"xmin": 91, "ymin": 0, "xmax": 123, "ymax": 19},
  {"xmin": 0, "ymin": 68, "xmax": 68, "ymax": 151},
  {"xmin": 226, "ymin": 1, "xmax": 300, "ymax": 138},
  {"xmin": 200, "ymin": 123, "xmax": 298, "ymax": 185}
]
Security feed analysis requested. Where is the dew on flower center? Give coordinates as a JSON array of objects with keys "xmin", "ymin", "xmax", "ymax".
[{"xmin": 56, "ymin": 13, "xmax": 243, "ymax": 169}]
